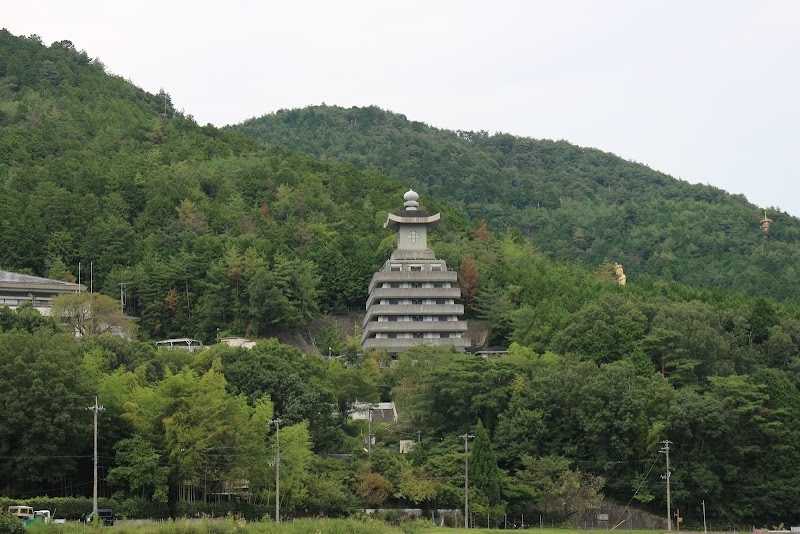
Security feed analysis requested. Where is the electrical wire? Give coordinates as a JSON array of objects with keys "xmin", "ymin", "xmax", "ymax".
[
  {"xmin": 675, "ymin": 454, "xmax": 739, "ymax": 530},
  {"xmin": 611, "ymin": 450, "xmax": 662, "ymax": 528}
]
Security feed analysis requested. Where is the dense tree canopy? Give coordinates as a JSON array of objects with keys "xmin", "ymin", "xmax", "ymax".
[
  {"xmin": 2, "ymin": 29, "xmax": 800, "ymax": 527},
  {"xmin": 234, "ymin": 104, "xmax": 800, "ymax": 305}
]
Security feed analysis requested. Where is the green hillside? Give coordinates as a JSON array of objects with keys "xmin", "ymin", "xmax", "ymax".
[
  {"xmin": 3, "ymin": 30, "xmax": 800, "ymax": 526},
  {"xmin": 0, "ymin": 31, "xmax": 415, "ymax": 341},
  {"xmin": 234, "ymin": 105, "xmax": 800, "ymax": 304}
]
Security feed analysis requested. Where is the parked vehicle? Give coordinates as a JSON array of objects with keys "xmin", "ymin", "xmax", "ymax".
[
  {"xmin": 7, "ymin": 505, "xmax": 33, "ymax": 521},
  {"xmin": 83, "ymin": 508, "xmax": 114, "ymax": 526},
  {"xmin": 33, "ymin": 510, "xmax": 52, "ymax": 525},
  {"xmin": 33, "ymin": 510, "xmax": 54, "ymax": 524}
]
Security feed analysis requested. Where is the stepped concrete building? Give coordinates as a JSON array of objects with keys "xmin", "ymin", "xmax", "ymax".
[{"xmin": 361, "ymin": 190, "xmax": 469, "ymax": 354}]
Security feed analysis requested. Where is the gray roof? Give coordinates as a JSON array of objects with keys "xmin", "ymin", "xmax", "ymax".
[
  {"xmin": 0, "ymin": 270, "xmax": 79, "ymax": 285},
  {"xmin": 0, "ymin": 270, "xmax": 85, "ymax": 291}
]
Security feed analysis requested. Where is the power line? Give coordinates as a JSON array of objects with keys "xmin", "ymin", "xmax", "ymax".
[
  {"xmin": 613, "ymin": 450, "xmax": 663, "ymax": 526},
  {"xmin": 674, "ymin": 455, "xmax": 738, "ymax": 529}
]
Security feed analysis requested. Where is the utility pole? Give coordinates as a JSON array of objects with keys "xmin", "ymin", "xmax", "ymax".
[
  {"xmin": 660, "ymin": 440, "xmax": 673, "ymax": 532},
  {"xmin": 460, "ymin": 433, "xmax": 474, "ymax": 529},
  {"xmin": 271, "ymin": 418, "xmax": 282, "ymax": 523},
  {"xmin": 353, "ymin": 401, "xmax": 375, "ymax": 453},
  {"xmin": 702, "ymin": 500, "xmax": 707, "ymax": 534},
  {"xmin": 367, "ymin": 405, "xmax": 373, "ymax": 454},
  {"xmin": 87, "ymin": 396, "xmax": 105, "ymax": 524},
  {"xmin": 118, "ymin": 282, "xmax": 130, "ymax": 314}
]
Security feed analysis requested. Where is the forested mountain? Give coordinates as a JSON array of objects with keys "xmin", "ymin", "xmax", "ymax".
[
  {"xmin": 0, "ymin": 31, "xmax": 419, "ymax": 341},
  {"xmin": 234, "ymin": 105, "xmax": 800, "ymax": 304},
  {"xmin": 3, "ymin": 29, "xmax": 800, "ymax": 527}
]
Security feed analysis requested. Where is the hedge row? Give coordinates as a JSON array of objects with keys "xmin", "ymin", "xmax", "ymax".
[
  {"xmin": 0, "ymin": 497, "xmax": 282, "ymax": 521},
  {"xmin": 95, "ymin": 518, "xmax": 425, "ymax": 534},
  {"xmin": 0, "ymin": 497, "xmax": 169, "ymax": 520}
]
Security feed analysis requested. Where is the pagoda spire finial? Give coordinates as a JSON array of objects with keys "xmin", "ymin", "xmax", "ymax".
[{"xmin": 403, "ymin": 189, "xmax": 419, "ymax": 211}]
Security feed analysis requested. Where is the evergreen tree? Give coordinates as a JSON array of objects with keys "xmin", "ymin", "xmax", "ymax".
[{"xmin": 470, "ymin": 419, "xmax": 502, "ymax": 505}]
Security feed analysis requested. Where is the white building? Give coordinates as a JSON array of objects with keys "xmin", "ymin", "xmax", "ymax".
[
  {"xmin": 349, "ymin": 401, "xmax": 398, "ymax": 423},
  {"xmin": 0, "ymin": 270, "xmax": 85, "ymax": 315}
]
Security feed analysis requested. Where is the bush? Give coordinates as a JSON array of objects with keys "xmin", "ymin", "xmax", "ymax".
[
  {"xmin": 116, "ymin": 498, "xmax": 170, "ymax": 520},
  {"xmin": 31, "ymin": 497, "xmax": 97, "ymax": 520},
  {"xmin": 0, "ymin": 511, "xmax": 25, "ymax": 534},
  {"xmin": 174, "ymin": 501, "xmax": 272, "ymax": 521},
  {"xmin": 399, "ymin": 518, "xmax": 436, "ymax": 533}
]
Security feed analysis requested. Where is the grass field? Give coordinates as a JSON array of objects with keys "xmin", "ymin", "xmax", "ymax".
[
  {"xmin": 422, "ymin": 530, "xmax": 670, "ymax": 534},
  {"xmin": 24, "ymin": 519, "xmax": 677, "ymax": 534}
]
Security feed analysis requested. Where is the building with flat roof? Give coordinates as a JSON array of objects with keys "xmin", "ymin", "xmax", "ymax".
[
  {"xmin": 154, "ymin": 338, "xmax": 206, "ymax": 351},
  {"xmin": 0, "ymin": 270, "xmax": 85, "ymax": 315},
  {"xmin": 361, "ymin": 190, "xmax": 469, "ymax": 355}
]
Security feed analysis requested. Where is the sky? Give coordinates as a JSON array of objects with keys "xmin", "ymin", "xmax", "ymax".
[{"xmin": 4, "ymin": 1, "xmax": 800, "ymax": 216}]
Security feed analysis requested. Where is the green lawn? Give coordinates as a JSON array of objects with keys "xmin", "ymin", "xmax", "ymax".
[
  {"xmin": 421, "ymin": 530, "xmax": 670, "ymax": 534},
  {"xmin": 26, "ymin": 521, "xmax": 676, "ymax": 534}
]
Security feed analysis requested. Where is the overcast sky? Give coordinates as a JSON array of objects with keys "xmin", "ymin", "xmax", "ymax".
[{"xmin": 5, "ymin": 1, "xmax": 799, "ymax": 216}]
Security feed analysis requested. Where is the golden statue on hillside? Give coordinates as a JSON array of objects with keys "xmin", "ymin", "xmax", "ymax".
[{"xmin": 614, "ymin": 263, "xmax": 627, "ymax": 286}]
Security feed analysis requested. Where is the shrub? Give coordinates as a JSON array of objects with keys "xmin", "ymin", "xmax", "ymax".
[
  {"xmin": 116, "ymin": 498, "xmax": 170, "ymax": 520},
  {"xmin": 174, "ymin": 501, "xmax": 271, "ymax": 521},
  {"xmin": 399, "ymin": 517, "xmax": 436, "ymax": 533},
  {"xmin": 0, "ymin": 511, "xmax": 25, "ymax": 534}
]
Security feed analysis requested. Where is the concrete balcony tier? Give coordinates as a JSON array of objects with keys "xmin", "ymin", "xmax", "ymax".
[
  {"xmin": 368, "ymin": 270, "xmax": 458, "ymax": 293},
  {"xmin": 389, "ymin": 249, "xmax": 437, "ymax": 261},
  {"xmin": 362, "ymin": 337, "xmax": 471, "ymax": 352},
  {"xmin": 365, "ymin": 287, "xmax": 461, "ymax": 309},
  {"xmin": 362, "ymin": 320, "xmax": 468, "ymax": 339},
  {"xmin": 379, "ymin": 258, "xmax": 450, "ymax": 270},
  {"xmin": 363, "ymin": 304, "xmax": 464, "ymax": 327}
]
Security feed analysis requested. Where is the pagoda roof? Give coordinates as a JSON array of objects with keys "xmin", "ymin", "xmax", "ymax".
[{"xmin": 384, "ymin": 211, "xmax": 440, "ymax": 230}]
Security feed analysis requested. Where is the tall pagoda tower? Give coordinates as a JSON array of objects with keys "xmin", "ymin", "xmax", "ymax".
[{"xmin": 361, "ymin": 190, "xmax": 469, "ymax": 354}]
